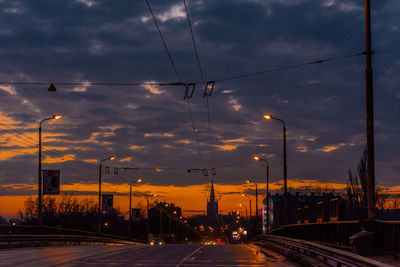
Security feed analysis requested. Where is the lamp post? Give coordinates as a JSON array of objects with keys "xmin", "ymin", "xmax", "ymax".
[
  {"xmin": 38, "ymin": 114, "xmax": 62, "ymax": 226},
  {"xmin": 239, "ymin": 204, "xmax": 247, "ymax": 220},
  {"xmin": 98, "ymin": 156, "xmax": 115, "ymax": 233},
  {"xmin": 264, "ymin": 114, "xmax": 288, "ymax": 225},
  {"xmin": 254, "ymin": 156, "xmax": 270, "ymax": 232},
  {"xmin": 241, "ymin": 194, "xmax": 252, "ymax": 221},
  {"xmin": 246, "ymin": 180, "xmax": 258, "ymax": 234},
  {"xmin": 129, "ymin": 178, "xmax": 143, "ymax": 220}
]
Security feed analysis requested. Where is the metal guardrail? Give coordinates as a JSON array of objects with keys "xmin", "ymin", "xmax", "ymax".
[
  {"xmin": 0, "ymin": 225, "xmax": 147, "ymax": 248},
  {"xmin": 253, "ymin": 234, "xmax": 392, "ymax": 267},
  {"xmin": 0, "ymin": 234, "xmax": 145, "ymax": 248}
]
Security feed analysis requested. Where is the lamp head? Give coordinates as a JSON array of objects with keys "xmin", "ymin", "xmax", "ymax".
[
  {"xmin": 264, "ymin": 114, "xmax": 272, "ymax": 120},
  {"xmin": 253, "ymin": 156, "xmax": 260, "ymax": 161},
  {"xmin": 137, "ymin": 178, "xmax": 142, "ymax": 183},
  {"xmin": 109, "ymin": 156, "xmax": 116, "ymax": 161},
  {"xmin": 52, "ymin": 114, "xmax": 62, "ymax": 120}
]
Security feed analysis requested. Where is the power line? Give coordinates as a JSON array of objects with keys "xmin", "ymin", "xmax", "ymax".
[
  {"xmin": 145, "ymin": 0, "xmax": 182, "ymax": 82},
  {"xmin": 212, "ymin": 52, "xmax": 364, "ymax": 83},
  {"xmin": 185, "ymin": 99, "xmax": 202, "ymax": 160},
  {"xmin": 0, "ymin": 81, "xmax": 178, "ymax": 86},
  {"xmin": 145, "ymin": 0, "xmax": 203, "ymax": 164},
  {"xmin": 0, "ymin": 123, "xmax": 100, "ymax": 177},
  {"xmin": 182, "ymin": 0, "xmax": 214, "ymax": 173},
  {"xmin": 183, "ymin": 0, "xmax": 205, "ymax": 83},
  {"xmin": 0, "ymin": 52, "xmax": 364, "ymax": 89}
]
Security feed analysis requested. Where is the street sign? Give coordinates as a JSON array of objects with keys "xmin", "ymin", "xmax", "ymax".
[
  {"xmin": 43, "ymin": 170, "xmax": 60, "ymax": 195},
  {"xmin": 102, "ymin": 194, "xmax": 113, "ymax": 212}
]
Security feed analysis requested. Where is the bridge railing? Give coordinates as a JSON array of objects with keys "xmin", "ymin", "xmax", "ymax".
[
  {"xmin": 0, "ymin": 225, "xmax": 146, "ymax": 245},
  {"xmin": 269, "ymin": 220, "xmax": 361, "ymax": 247},
  {"xmin": 252, "ymin": 234, "xmax": 392, "ymax": 267},
  {"xmin": 268, "ymin": 220, "xmax": 400, "ymax": 255}
]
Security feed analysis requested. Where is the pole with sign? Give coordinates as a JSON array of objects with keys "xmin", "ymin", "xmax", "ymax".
[{"xmin": 43, "ymin": 170, "xmax": 60, "ymax": 195}]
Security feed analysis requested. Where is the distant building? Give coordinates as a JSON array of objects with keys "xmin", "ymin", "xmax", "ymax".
[
  {"xmin": 262, "ymin": 192, "xmax": 346, "ymax": 233},
  {"xmin": 206, "ymin": 179, "xmax": 219, "ymax": 221}
]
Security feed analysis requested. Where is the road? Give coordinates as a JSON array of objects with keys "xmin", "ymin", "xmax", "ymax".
[{"xmin": 0, "ymin": 244, "xmax": 300, "ymax": 266}]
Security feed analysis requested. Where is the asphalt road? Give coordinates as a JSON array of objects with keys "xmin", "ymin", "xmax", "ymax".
[{"xmin": 0, "ymin": 244, "xmax": 300, "ymax": 266}]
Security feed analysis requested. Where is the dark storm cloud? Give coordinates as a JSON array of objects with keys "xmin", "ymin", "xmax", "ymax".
[{"xmin": 0, "ymin": 0, "xmax": 399, "ymax": 192}]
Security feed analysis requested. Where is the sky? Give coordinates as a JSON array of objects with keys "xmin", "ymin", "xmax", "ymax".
[{"xmin": 0, "ymin": 0, "xmax": 399, "ymax": 218}]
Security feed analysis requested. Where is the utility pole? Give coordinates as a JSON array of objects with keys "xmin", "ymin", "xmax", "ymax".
[
  {"xmin": 129, "ymin": 184, "xmax": 132, "ymax": 220},
  {"xmin": 249, "ymin": 199, "xmax": 252, "ymax": 220},
  {"xmin": 159, "ymin": 208, "xmax": 162, "ymax": 237},
  {"xmin": 255, "ymin": 184, "xmax": 258, "ymax": 219},
  {"xmin": 364, "ymin": 0, "xmax": 375, "ymax": 219},
  {"xmin": 266, "ymin": 161, "xmax": 270, "ymax": 232},
  {"xmin": 38, "ymin": 124, "xmax": 42, "ymax": 227},
  {"xmin": 146, "ymin": 199, "xmax": 150, "ymax": 235},
  {"xmin": 283, "ymin": 124, "xmax": 288, "ymax": 225}
]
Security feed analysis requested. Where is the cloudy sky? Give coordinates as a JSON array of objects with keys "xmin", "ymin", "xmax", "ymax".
[{"xmin": 0, "ymin": 0, "xmax": 399, "ymax": 216}]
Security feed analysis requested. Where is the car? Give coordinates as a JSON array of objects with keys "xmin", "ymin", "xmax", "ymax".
[{"xmin": 150, "ymin": 237, "xmax": 164, "ymax": 246}]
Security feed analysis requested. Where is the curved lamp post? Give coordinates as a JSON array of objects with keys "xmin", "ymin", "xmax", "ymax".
[
  {"xmin": 38, "ymin": 114, "xmax": 62, "ymax": 226},
  {"xmin": 264, "ymin": 114, "xmax": 288, "ymax": 225},
  {"xmin": 98, "ymin": 156, "xmax": 115, "ymax": 233}
]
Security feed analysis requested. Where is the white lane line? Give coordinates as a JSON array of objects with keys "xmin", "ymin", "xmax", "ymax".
[{"xmin": 176, "ymin": 245, "xmax": 204, "ymax": 267}]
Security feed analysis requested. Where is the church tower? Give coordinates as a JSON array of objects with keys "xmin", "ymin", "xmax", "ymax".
[{"xmin": 207, "ymin": 179, "xmax": 218, "ymax": 218}]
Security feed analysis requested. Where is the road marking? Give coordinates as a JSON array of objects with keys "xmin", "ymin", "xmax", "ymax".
[{"xmin": 176, "ymin": 246, "xmax": 203, "ymax": 267}]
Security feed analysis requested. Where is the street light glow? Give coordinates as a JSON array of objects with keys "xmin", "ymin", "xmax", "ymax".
[
  {"xmin": 109, "ymin": 156, "xmax": 116, "ymax": 160},
  {"xmin": 253, "ymin": 156, "xmax": 260, "ymax": 161},
  {"xmin": 246, "ymin": 180, "xmax": 251, "ymax": 184},
  {"xmin": 264, "ymin": 114, "xmax": 272, "ymax": 120},
  {"xmin": 137, "ymin": 178, "xmax": 142, "ymax": 183},
  {"xmin": 52, "ymin": 114, "xmax": 62, "ymax": 120}
]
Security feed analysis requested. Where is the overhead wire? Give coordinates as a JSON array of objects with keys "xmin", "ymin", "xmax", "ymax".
[
  {"xmin": 183, "ymin": 0, "xmax": 213, "ymax": 164},
  {"xmin": 211, "ymin": 52, "xmax": 364, "ymax": 83},
  {"xmin": 0, "ymin": 52, "xmax": 364, "ymax": 88},
  {"xmin": 183, "ymin": 0, "xmax": 222, "ymax": 228},
  {"xmin": 145, "ymin": 0, "xmax": 203, "ymax": 164},
  {"xmin": 183, "ymin": 0, "xmax": 205, "ymax": 83},
  {"xmin": 0, "ymin": 123, "xmax": 99, "ymax": 182},
  {"xmin": 145, "ymin": 0, "xmax": 182, "ymax": 82},
  {"xmin": 0, "ymin": 81, "xmax": 177, "ymax": 86}
]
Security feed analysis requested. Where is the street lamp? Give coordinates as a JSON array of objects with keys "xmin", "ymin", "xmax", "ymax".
[
  {"xmin": 264, "ymin": 113, "xmax": 288, "ymax": 225},
  {"xmin": 254, "ymin": 155, "xmax": 270, "ymax": 232},
  {"xmin": 239, "ymin": 204, "xmax": 247, "ymax": 220},
  {"xmin": 246, "ymin": 179, "xmax": 259, "ymax": 234},
  {"xmin": 98, "ymin": 155, "xmax": 115, "ymax": 233},
  {"xmin": 129, "ymin": 178, "xmax": 143, "ymax": 220},
  {"xmin": 241, "ymin": 194, "xmax": 252, "ymax": 220},
  {"xmin": 38, "ymin": 114, "xmax": 62, "ymax": 226}
]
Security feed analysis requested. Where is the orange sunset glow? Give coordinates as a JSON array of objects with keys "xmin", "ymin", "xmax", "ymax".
[{"xmin": 0, "ymin": 179, "xmax": 351, "ymax": 218}]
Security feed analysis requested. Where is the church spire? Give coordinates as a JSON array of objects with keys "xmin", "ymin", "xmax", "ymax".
[{"xmin": 210, "ymin": 179, "xmax": 215, "ymax": 202}]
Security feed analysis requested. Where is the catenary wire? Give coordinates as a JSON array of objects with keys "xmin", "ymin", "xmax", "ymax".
[
  {"xmin": 211, "ymin": 52, "xmax": 364, "ymax": 83},
  {"xmin": 0, "ymin": 52, "xmax": 363, "ymax": 87},
  {"xmin": 145, "ymin": 0, "xmax": 182, "ymax": 82}
]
